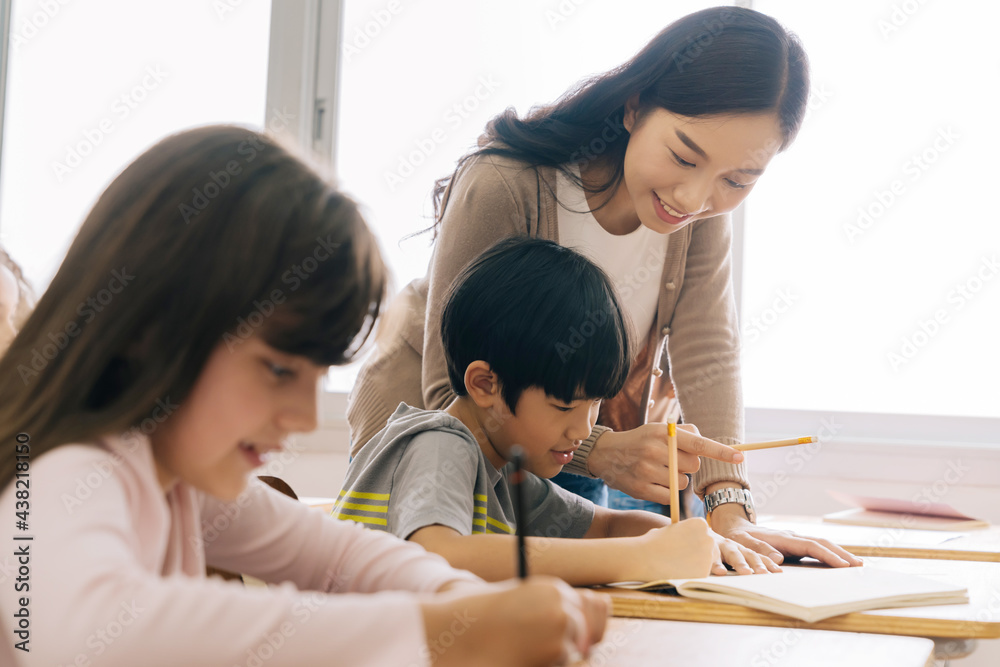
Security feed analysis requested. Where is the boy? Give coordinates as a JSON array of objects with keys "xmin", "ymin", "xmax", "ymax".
[{"xmin": 338, "ymin": 237, "xmax": 775, "ymax": 585}]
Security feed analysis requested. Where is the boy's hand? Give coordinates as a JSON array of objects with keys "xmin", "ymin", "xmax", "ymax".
[
  {"xmin": 587, "ymin": 424, "xmax": 744, "ymax": 503},
  {"xmin": 423, "ymin": 577, "xmax": 609, "ymax": 666},
  {"xmin": 634, "ymin": 518, "xmax": 719, "ymax": 581}
]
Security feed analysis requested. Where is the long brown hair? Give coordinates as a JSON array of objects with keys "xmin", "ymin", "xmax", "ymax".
[
  {"xmin": 432, "ymin": 6, "xmax": 809, "ymax": 231},
  {"xmin": 0, "ymin": 125, "xmax": 386, "ymax": 485}
]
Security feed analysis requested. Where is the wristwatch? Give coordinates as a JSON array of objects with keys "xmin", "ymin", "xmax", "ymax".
[{"xmin": 703, "ymin": 488, "xmax": 756, "ymax": 524}]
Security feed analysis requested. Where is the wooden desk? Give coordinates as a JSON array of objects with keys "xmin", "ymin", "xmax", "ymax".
[
  {"xmin": 760, "ymin": 515, "xmax": 1000, "ymax": 563},
  {"xmin": 570, "ymin": 617, "xmax": 935, "ymax": 666},
  {"xmin": 603, "ymin": 557, "xmax": 1000, "ymax": 640}
]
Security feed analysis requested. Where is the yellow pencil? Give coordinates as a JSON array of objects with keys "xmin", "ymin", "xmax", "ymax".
[
  {"xmin": 733, "ymin": 436, "xmax": 817, "ymax": 452},
  {"xmin": 668, "ymin": 421, "xmax": 679, "ymax": 524},
  {"xmin": 665, "ymin": 399, "xmax": 681, "ymax": 524}
]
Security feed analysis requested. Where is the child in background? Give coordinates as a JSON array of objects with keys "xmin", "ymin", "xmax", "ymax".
[
  {"xmin": 0, "ymin": 246, "xmax": 34, "ymax": 354},
  {"xmin": 0, "ymin": 126, "xmax": 607, "ymax": 667},
  {"xmin": 338, "ymin": 237, "xmax": 783, "ymax": 584}
]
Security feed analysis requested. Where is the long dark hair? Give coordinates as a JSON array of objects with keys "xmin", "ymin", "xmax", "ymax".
[
  {"xmin": 432, "ymin": 6, "xmax": 809, "ymax": 227},
  {"xmin": 0, "ymin": 125, "xmax": 386, "ymax": 485}
]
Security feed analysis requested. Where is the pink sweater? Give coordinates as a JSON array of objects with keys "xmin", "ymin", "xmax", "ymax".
[{"xmin": 0, "ymin": 434, "xmax": 481, "ymax": 666}]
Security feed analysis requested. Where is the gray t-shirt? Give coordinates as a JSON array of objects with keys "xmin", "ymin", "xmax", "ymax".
[{"xmin": 336, "ymin": 404, "xmax": 595, "ymax": 541}]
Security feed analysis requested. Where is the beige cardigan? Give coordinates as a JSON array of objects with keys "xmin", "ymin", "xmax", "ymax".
[{"xmin": 348, "ymin": 151, "xmax": 749, "ymax": 495}]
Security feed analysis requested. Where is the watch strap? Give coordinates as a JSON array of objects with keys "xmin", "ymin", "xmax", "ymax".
[{"xmin": 703, "ymin": 487, "xmax": 756, "ymax": 523}]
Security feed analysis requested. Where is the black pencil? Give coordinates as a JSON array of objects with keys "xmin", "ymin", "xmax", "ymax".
[{"xmin": 510, "ymin": 445, "xmax": 528, "ymax": 578}]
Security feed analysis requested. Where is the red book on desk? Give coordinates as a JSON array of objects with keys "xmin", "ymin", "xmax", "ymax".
[{"xmin": 823, "ymin": 491, "xmax": 989, "ymax": 531}]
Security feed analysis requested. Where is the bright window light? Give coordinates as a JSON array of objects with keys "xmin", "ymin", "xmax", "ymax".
[
  {"xmin": 0, "ymin": 0, "xmax": 272, "ymax": 293},
  {"xmin": 743, "ymin": 1, "xmax": 999, "ymax": 419}
]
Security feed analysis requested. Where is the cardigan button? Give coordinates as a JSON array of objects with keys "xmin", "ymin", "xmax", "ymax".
[
  {"xmin": 665, "ymin": 281, "xmax": 676, "ymax": 291},
  {"xmin": 652, "ymin": 367, "xmax": 664, "ymax": 377},
  {"xmin": 661, "ymin": 326, "xmax": 671, "ymax": 336}
]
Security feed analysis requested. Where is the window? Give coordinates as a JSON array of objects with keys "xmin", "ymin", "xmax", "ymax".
[
  {"xmin": 0, "ymin": 0, "xmax": 273, "ymax": 292},
  {"xmin": 737, "ymin": 1, "xmax": 999, "ymax": 435}
]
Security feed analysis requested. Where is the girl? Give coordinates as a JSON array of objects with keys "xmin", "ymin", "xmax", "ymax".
[
  {"xmin": 347, "ymin": 7, "xmax": 861, "ymax": 570},
  {"xmin": 0, "ymin": 246, "xmax": 34, "ymax": 355},
  {"xmin": 0, "ymin": 126, "xmax": 606, "ymax": 666}
]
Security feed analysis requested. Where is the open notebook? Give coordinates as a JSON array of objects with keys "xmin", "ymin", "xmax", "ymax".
[{"xmin": 608, "ymin": 566, "xmax": 968, "ymax": 623}]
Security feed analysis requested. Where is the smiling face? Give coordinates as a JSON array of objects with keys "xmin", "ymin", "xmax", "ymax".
[
  {"xmin": 499, "ymin": 388, "xmax": 601, "ymax": 478},
  {"xmin": 617, "ymin": 106, "xmax": 784, "ymax": 235},
  {"xmin": 149, "ymin": 335, "xmax": 325, "ymax": 501},
  {"xmin": 457, "ymin": 378, "xmax": 601, "ymax": 479}
]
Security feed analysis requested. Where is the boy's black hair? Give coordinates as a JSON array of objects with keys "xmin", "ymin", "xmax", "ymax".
[{"xmin": 441, "ymin": 236, "xmax": 631, "ymax": 413}]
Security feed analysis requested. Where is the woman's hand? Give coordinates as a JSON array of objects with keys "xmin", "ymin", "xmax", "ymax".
[
  {"xmin": 586, "ymin": 424, "xmax": 744, "ymax": 503},
  {"xmin": 709, "ymin": 506, "xmax": 864, "ymax": 568},
  {"xmin": 707, "ymin": 528, "xmax": 783, "ymax": 576},
  {"xmin": 422, "ymin": 577, "xmax": 609, "ymax": 666}
]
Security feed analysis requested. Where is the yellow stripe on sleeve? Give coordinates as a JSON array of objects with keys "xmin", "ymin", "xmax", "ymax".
[
  {"xmin": 336, "ymin": 513, "xmax": 388, "ymax": 527},
  {"xmin": 336, "ymin": 502, "xmax": 389, "ymax": 513},
  {"xmin": 486, "ymin": 516, "xmax": 513, "ymax": 534},
  {"xmin": 338, "ymin": 489, "xmax": 390, "ymax": 501}
]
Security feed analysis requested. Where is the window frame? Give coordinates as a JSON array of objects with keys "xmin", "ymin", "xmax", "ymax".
[{"xmin": 0, "ymin": 0, "xmax": 11, "ymax": 213}]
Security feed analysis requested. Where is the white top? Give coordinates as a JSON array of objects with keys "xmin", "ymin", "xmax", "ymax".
[{"xmin": 556, "ymin": 165, "xmax": 668, "ymax": 348}]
